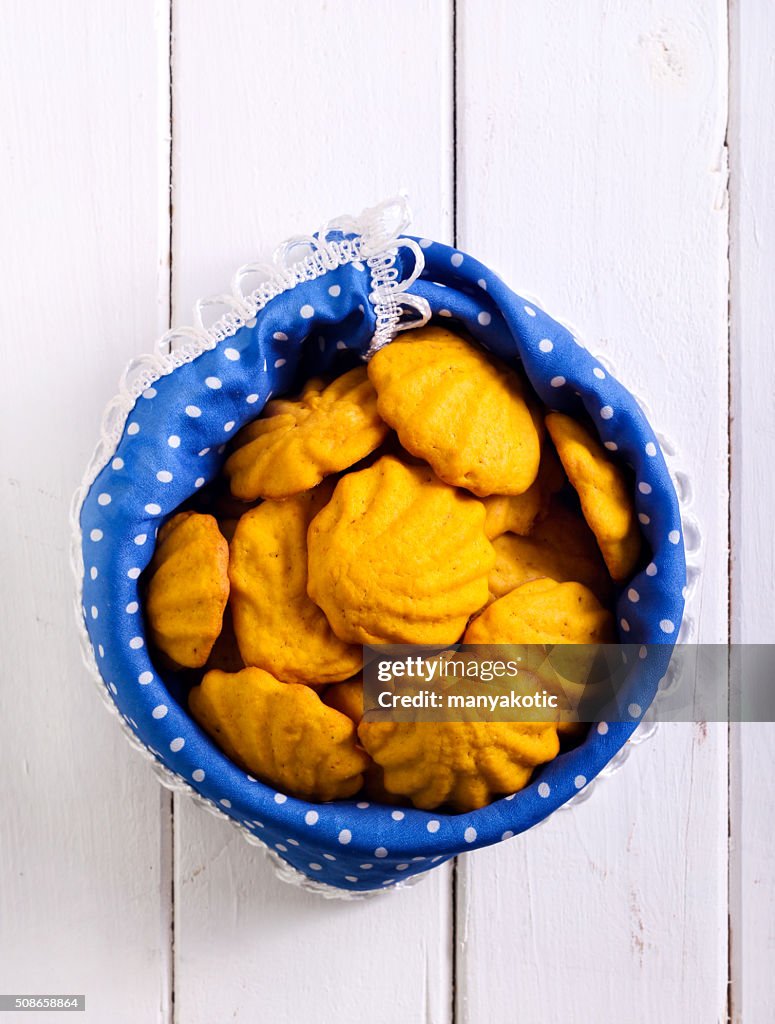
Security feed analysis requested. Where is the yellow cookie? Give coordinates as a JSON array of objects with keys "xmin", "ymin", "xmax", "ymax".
[
  {"xmin": 189, "ymin": 667, "xmax": 370, "ymax": 802},
  {"xmin": 488, "ymin": 502, "xmax": 613, "ymax": 604},
  {"xmin": 466, "ymin": 577, "xmax": 615, "ymax": 715},
  {"xmin": 229, "ymin": 484, "xmax": 362, "ymax": 685},
  {"xmin": 358, "ymin": 719, "xmax": 559, "ymax": 812},
  {"xmin": 545, "ymin": 412, "xmax": 641, "ymax": 581},
  {"xmin": 307, "ymin": 456, "xmax": 494, "ymax": 645},
  {"xmin": 224, "ymin": 367, "xmax": 388, "ymax": 500},
  {"xmin": 466, "ymin": 577, "xmax": 615, "ymax": 646},
  {"xmin": 322, "ymin": 678, "xmax": 364, "ymax": 724},
  {"xmin": 482, "ymin": 441, "xmax": 566, "ymax": 539},
  {"xmin": 367, "ymin": 326, "xmax": 542, "ymax": 496},
  {"xmin": 145, "ymin": 512, "xmax": 229, "ymax": 669}
]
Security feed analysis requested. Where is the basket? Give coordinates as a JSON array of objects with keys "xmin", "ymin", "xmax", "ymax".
[{"xmin": 72, "ymin": 198, "xmax": 686, "ymax": 896}]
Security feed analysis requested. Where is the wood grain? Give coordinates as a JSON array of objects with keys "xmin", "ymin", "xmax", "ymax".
[
  {"xmin": 728, "ymin": 1, "xmax": 775, "ymax": 1020},
  {"xmin": 455, "ymin": 2, "xmax": 729, "ymax": 1020},
  {"xmin": 0, "ymin": 1, "xmax": 172, "ymax": 1020},
  {"xmin": 170, "ymin": 4, "xmax": 455, "ymax": 1022}
]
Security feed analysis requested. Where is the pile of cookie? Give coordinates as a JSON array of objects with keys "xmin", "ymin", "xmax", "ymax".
[{"xmin": 143, "ymin": 327, "xmax": 642, "ymax": 812}]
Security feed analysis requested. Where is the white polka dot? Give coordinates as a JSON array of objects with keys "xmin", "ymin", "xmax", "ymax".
[
  {"xmin": 574, "ymin": 775, "xmax": 587, "ymax": 789},
  {"xmin": 604, "ymin": 441, "xmax": 618, "ymax": 451},
  {"xmin": 220, "ymin": 799, "xmax": 231, "ymax": 808},
  {"xmin": 645, "ymin": 442, "xmax": 657, "ymax": 457},
  {"xmin": 668, "ymin": 529, "xmax": 681, "ymax": 544},
  {"xmin": 98, "ymin": 645, "xmax": 105, "ymax": 658},
  {"xmin": 198, "ymin": 448, "xmax": 210, "ymax": 457},
  {"xmin": 165, "ymin": 435, "xmax": 180, "ymax": 450},
  {"xmin": 145, "ymin": 505, "xmax": 162, "ymax": 519},
  {"xmin": 550, "ymin": 376, "xmax": 566, "ymax": 388},
  {"xmin": 375, "ymin": 847, "xmax": 388, "ymax": 858},
  {"xmin": 638, "ymin": 481, "xmax": 652, "ymax": 495},
  {"xmin": 273, "ymin": 331, "xmax": 288, "ymax": 342},
  {"xmin": 195, "ymin": 477, "xmax": 205, "ymax": 488},
  {"xmin": 464, "ymin": 827, "xmax": 477, "ymax": 843},
  {"xmin": 185, "ymin": 405, "xmax": 201, "ymax": 418},
  {"xmin": 391, "ymin": 810, "xmax": 405, "ymax": 821},
  {"xmin": 224, "ymin": 421, "xmax": 235, "ymax": 432},
  {"xmin": 451, "ymin": 252, "xmax": 463, "ymax": 267},
  {"xmin": 129, "ymin": 636, "xmax": 144, "ymax": 650},
  {"xmin": 90, "ymin": 606, "xmax": 98, "ymax": 619},
  {"xmin": 638, "ymin": 513, "xmax": 650, "ymax": 525},
  {"xmin": 142, "ymin": 387, "xmax": 157, "ymax": 399},
  {"xmin": 345, "ymin": 875, "xmax": 358, "ymax": 883},
  {"xmin": 205, "ymin": 376, "xmax": 222, "ymax": 390},
  {"xmin": 597, "ymin": 721, "xmax": 609, "ymax": 735},
  {"xmin": 639, "ymin": 646, "xmax": 648, "ymax": 659},
  {"xmin": 152, "ymin": 704, "xmax": 168, "ymax": 719},
  {"xmin": 353, "ymin": 261, "xmax": 366, "ymax": 272},
  {"xmin": 127, "ymin": 567, "xmax": 141, "ymax": 580},
  {"xmin": 537, "ymin": 782, "xmax": 551, "ymax": 798},
  {"xmin": 646, "ymin": 562, "xmax": 658, "ymax": 576},
  {"xmin": 478, "ymin": 311, "xmax": 491, "ymax": 326},
  {"xmin": 427, "ymin": 819, "xmax": 440, "ymax": 833},
  {"xmin": 360, "ymin": 863, "xmax": 373, "ymax": 870},
  {"xmin": 246, "ymin": 394, "xmax": 259, "ymax": 404},
  {"xmin": 108, "ymin": 682, "xmax": 117, "ymax": 695},
  {"xmin": 138, "ymin": 671, "xmax": 153, "ymax": 685},
  {"xmin": 286, "ymin": 838, "xmax": 299, "ymax": 845},
  {"xmin": 627, "ymin": 588, "xmax": 640, "ymax": 603},
  {"xmin": 356, "ymin": 801, "xmax": 369, "ymax": 809},
  {"xmin": 395, "ymin": 863, "xmax": 409, "ymax": 872},
  {"xmin": 309, "ymin": 863, "xmax": 323, "ymax": 871},
  {"xmin": 328, "ymin": 284, "xmax": 341, "ymax": 297},
  {"xmin": 127, "ymin": 422, "xmax": 140, "ymax": 436},
  {"xmin": 90, "ymin": 566, "xmax": 98, "ymax": 580},
  {"xmin": 628, "ymin": 703, "xmax": 642, "ymax": 718},
  {"xmin": 538, "ymin": 339, "xmax": 553, "ymax": 353},
  {"xmin": 478, "ymin": 278, "xmax": 487, "ymax": 290},
  {"xmin": 620, "ymin": 618, "xmax": 630, "ymax": 632},
  {"xmin": 192, "ymin": 769, "xmax": 205, "ymax": 782},
  {"xmin": 660, "ymin": 619, "xmax": 675, "ymax": 634},
  {"xmin": 336, "ymin": 340, "xmax": 347, "ymax": 350},
  {"xmin": 112, "ymin": 457, "xmax": 124, "ymax": 470},
  {"xmin": 90, "ymin": 529, "xmax": 103, "ymax": 542},
  {"xmin": 600, "ymin": 405, "xmax": 614, "ymax": 420},
  {"xmin": 501, "ymin": 830, "xmax": 514, "ymax": 840},
  {"xmin": 593, "ymin": 367, "xmax": 606, "ymax": 380},
  {"xmin": 274, "ymin": 358, "xmax": 286, "ymax": 368},
  {"xmin": 156, "ymin": 470, "xmax": 173, "ymax": 483},
  {"xmin": 300, "ymin": 304, "xmax": 315, "ymax": 319},
  {"xmin": 97, "ymin": 492, "xmax": 111, "ymax": 506},
  {"xmin": 274, "ymin": 793, "xmax": 287, "ymax": 804},
  {"xmin": 305, "ymin": 810, "xmax": 319, "ymax": 826},
  {"xmin": 170, "ymin": 738, "xmax": 185, "ymax": 753},
  {"xmin": 439, "ymin": 309, "xmax": 452, "ymax": 317},
  {"xmin": 419, "ymin": 238, "xmax": 433, "ymax": 249},
  {"xmin": 338, "ymin": 829, "xmax": 352, "ymax": 845},
  {"xmin": 524, "ymin": 305, "xmax": 537, "ymax": 317}
]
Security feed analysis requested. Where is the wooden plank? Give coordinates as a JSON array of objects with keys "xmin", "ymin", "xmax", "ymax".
[
  {"xmin": 0, "ymin": 1, "xmax": 172, "ymax": 1020},
  {"xmin": 728, "ymin": 1, "xmax": 775, "ymax": 1019},
  {"xmin": 171, "ymin": 3, "xmax": 455, "ymax": 1021},
  {"xmin": 455, "ymin": 2, "xmax": 729, "ymax": 1019}
]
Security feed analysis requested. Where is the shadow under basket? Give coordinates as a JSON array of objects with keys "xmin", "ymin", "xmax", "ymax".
[{"xmin": 74, "ymin": 207, "xmax": 686, "ymax": 896}]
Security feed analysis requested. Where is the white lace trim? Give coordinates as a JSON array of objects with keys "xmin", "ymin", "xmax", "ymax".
[{"xmin": 68, "ymin": 208, "xmax": 698, "ymax": 897}]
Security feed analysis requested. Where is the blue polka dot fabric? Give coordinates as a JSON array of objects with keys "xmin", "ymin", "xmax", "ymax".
[{"xmin": 78, "ymin": 234, "xmax": 686, "ymax": 893}]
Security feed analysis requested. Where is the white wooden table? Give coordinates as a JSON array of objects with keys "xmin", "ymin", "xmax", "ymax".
[{"xmin": 2, "ymin": 2, "xmax": 773, "ymax": 1021}]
